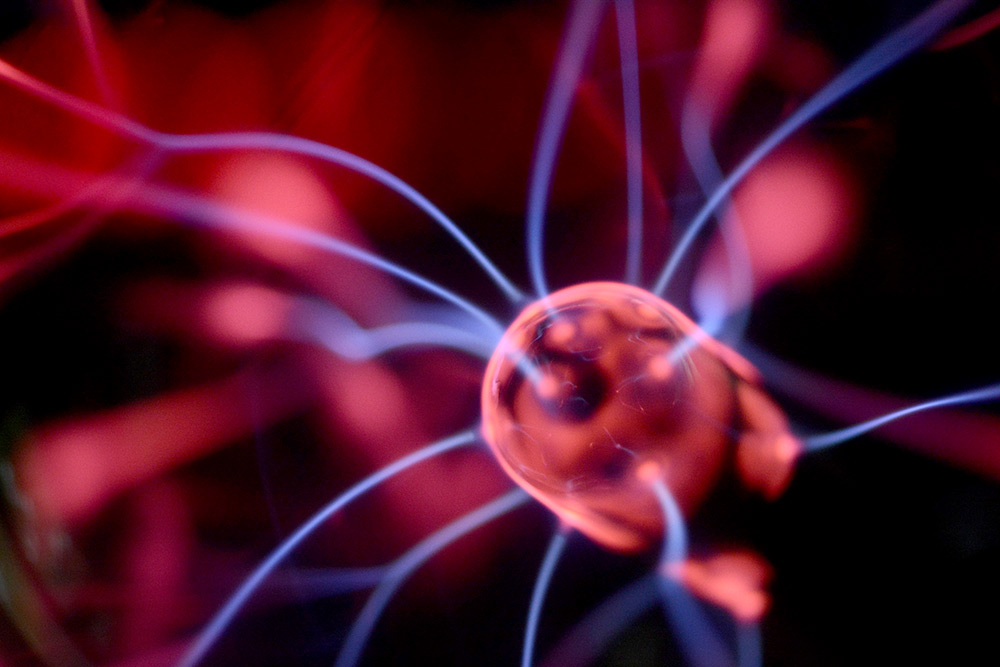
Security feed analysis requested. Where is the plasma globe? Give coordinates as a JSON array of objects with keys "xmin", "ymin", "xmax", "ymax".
[{"xmin": 482, "ymin": 282, "xmax": 801, "ymax": 552}]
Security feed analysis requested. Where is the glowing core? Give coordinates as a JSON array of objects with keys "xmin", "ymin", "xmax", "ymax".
[{"xmin": 481, "ymin": 282, "xmax": 799, "ymax": 551}]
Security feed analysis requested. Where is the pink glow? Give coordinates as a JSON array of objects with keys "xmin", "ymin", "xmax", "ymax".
[
  {"xmin": 207, "ymin": 154, "xmax": 344, "ymax": 269},
  {"xmin": 17, "ymin": 366, "xmax": 312, "ymax": 523},
  {"xmin": 734, "ymin": 148, "xmax": 857, "ymax": 287},
  {"xmin": 120, "ymin": 280, "xmax": 295, "ymax": 348},
  {"xmin": 672, "ymin": 551, "xmax": 772, "ymax": 622},
  {"xmin": 202, "ymin": 283, "xmax": 294, "ymax": 346},
  {"xmin": 696, "ymin": 145, "xmax": 859, "ymax": 303},
  {"xmin": 689, "ymin": 0, "xmax": 774, "ymax": 124}
]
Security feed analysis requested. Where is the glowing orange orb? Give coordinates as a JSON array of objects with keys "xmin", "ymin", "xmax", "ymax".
[{"xmin": 481, "ymin": 282, "xmax": 800, "ymax": 552}]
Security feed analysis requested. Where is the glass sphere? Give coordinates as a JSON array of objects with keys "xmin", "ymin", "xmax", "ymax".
[{"xmin": 481, "ymin": 282, "xmax": 798, "ymax": 551}]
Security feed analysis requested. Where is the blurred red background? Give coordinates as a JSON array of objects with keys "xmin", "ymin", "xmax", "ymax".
[{"xmin": 0, "ymin": 0, "xmax": 998, "ymax": 665}]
